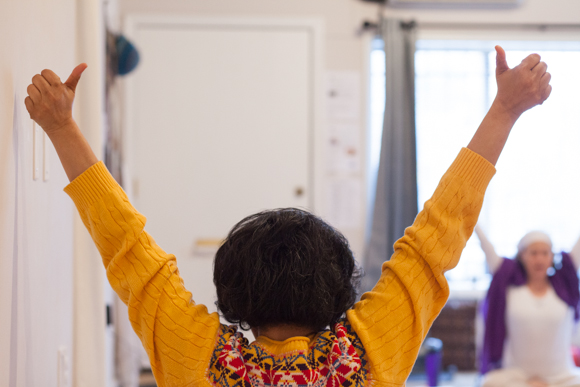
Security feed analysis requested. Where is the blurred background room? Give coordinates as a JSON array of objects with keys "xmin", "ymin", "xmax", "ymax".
[{"xmin": 2, "ymin": 0, "xmax": 580, "ymax": 386}]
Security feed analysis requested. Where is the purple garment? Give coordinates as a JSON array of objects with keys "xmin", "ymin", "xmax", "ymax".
[{"xmin": 480, "ymin": 252, "xmax": 580, "ymax": 374}]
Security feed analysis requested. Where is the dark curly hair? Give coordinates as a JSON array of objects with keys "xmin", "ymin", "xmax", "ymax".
[{"xmin": 213, "ymin": 208, "xmax": 363, "ymax": 332}]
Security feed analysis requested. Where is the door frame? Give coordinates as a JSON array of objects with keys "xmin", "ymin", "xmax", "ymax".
[{"xmin": 122, "ymin": 15, "xmax": 326, "ymax": 215}]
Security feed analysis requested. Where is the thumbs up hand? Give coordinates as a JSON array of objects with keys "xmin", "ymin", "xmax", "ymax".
[
  {"xmin": 25, "ymin": 63, "xmax": 88, "ymax": 135},
  {"xmin": 493, "ymin": 46, "xmax": 552, "ymax": 119}
]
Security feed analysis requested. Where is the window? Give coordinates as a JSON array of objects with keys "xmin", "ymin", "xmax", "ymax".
[{"xmin": 369, "ymin": 39, "xmax": 580, "ymax": 292}]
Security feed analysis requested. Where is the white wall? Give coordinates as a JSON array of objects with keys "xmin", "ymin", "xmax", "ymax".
[
  {"xmin": 0, "ymin": 1, "xmax": 77, "ymax": 385},
  {"xmin": 0, "ymin": 0, "xmax": 108, "ymax": 386}
]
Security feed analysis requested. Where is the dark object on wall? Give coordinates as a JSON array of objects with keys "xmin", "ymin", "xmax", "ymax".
[
  {"xmin": 106, "ymin": 304, "xmax": 113, "ymax": 326},
  {"xmin": 116, "ymin": 35, "xmax": 140, "ymax": 75},
  {"xmin": 429, "ymin": 299, "xmax": 478, "ymax": 371},
  {"xmin": 361, "ymin": 21, "xmax": 379, "ymax": 31}
]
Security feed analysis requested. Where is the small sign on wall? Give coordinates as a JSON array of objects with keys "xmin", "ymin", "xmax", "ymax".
[
  {"xmin": 327, "ymin": 122, "xmax": 361, "ymax": 174},
  {"xmin": 325, "ymin": 71, "xmax": 363, "ymax": 229},
  {"xmin": 326, "ymin": 71, "xmax": 361, "ymax": 120},
  {"xmin": 325, "ymin": 71, "xmax": 362, "ymax": 174}
]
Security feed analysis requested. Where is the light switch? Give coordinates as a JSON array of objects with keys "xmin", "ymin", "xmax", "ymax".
[
  {"xmin": 43, "ymin": 132, "xmax": 50, "ymax": 181},
  {"xmin": 32, "ymin": 122, "xmax": 41, "ymax": 180}
]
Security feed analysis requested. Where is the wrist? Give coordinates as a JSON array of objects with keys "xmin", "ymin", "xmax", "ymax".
[
  {"xmin": 490, "ymin": 99, "xmax": 521, "ymax": 125},
  {"xmin": 45, "ymin": 118, "xmax": 78, "ymax": 140}
]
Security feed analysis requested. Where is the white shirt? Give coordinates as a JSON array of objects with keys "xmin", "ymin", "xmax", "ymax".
[
  {"xmin": 504, "ymin": 285, "xmax": 576, "ymax": 379},
  {"xmin": 474, "ymin": 227, "xmax": 580, "ymax": 383}
]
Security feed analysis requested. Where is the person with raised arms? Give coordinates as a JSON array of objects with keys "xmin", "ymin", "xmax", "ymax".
[
  {"xmin": 476, "ymin": 224, "xmax": 580, "ymax": 387},
  {"xmin": 25, "ymin": 45, "xmax": 550, "ymax": 387}
]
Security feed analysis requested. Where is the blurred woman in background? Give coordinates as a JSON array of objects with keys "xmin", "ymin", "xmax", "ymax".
[{"xmin": 476, "ymin": 226, "xmax": 580, "ymax": 387}]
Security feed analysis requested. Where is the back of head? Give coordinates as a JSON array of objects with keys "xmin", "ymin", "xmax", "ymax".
[{"xmin": 214, "ymin": 208, "xmax": 362, "ymax": 332}]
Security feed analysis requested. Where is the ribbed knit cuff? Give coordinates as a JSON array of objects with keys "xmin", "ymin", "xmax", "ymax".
[
  {"xmin": 448, "ymin": 148, "xmax": 496, "ymax": 193},
  {"xmin": 63, "ymin": 161, "xmax": 120, "ymax": 213}
]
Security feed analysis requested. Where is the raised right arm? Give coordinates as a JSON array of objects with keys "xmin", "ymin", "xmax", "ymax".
[
  {"xmin": 474, "ymin": 225, "xmax": 503, "ymax": 274},
  {"xmin": 346, "ymin": 46, "xmax": 551, "ymax": 385}
]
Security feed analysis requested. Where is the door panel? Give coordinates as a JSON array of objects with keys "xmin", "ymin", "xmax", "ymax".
[{"xmin": 128, "ymin": 20, "xmax": 316, "ymax": 317}]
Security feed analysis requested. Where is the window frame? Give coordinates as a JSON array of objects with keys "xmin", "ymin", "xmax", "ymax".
[{"xmin": 367, "ymin": 29, "xmax": 580, "ymax": 300}]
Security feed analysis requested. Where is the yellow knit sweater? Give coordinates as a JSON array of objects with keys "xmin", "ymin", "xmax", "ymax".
[{"xmin": 64, "ymin": 147, "xmax": 495, "ymax": 387}]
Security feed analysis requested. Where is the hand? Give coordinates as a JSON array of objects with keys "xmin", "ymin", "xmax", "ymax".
[
  {"xmin": 493, "ymin": 45, "xmax": 552, "ymax": 120},
  {"xmin": 24, "ymin": 63, "xmax": 88, "ymax": 135}
]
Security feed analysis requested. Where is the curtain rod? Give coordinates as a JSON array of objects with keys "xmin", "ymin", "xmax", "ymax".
[{"xmin": 361, "ymin": 20, "xmax": 580, "ymax": 32}]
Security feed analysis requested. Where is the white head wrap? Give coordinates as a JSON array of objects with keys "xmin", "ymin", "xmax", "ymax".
[{"xmin": 517, "ymin": 231, "xmax": 553, "ymax": 253}]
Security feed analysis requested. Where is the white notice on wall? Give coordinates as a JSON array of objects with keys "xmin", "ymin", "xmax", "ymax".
[
  {"xmin": 327, "ymin": 122, "xmax": 361, "ymax": 174},
  {"xmin": 326, "ymin": 71, "xmax": 361, "ymax": 120},
  {"xmin": 326, "ymin": 179, "xmax": 361, "ymax": 229}
]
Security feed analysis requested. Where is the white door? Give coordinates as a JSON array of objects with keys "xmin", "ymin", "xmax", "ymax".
[{"xmin": 125, "ymin": 17, "xmax": 323, "ymax": 319}]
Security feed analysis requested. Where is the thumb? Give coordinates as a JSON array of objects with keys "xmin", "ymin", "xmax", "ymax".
[
  {"xmin": 495, "ymin": 45, "xmax": 510, "ymax": 76},
  {"xmin": 64, "ymin": 63, "xmax": 88, "ymax": 93}
]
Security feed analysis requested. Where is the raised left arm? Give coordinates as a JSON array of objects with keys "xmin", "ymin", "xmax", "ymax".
[{"xmin": 26, "ymin": 65, "xmax": 222, "ymax": 386}]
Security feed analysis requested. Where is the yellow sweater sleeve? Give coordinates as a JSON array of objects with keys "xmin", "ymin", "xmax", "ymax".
[
  {"xmin": 347, "ymin": 147, "xmax": 496, "ymax": 385},
  {"xmin": 64, "ymin": 162, "xmax": 220, "ymax": 387}
]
